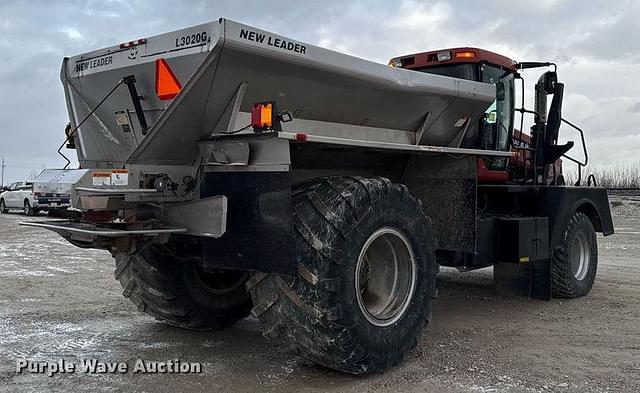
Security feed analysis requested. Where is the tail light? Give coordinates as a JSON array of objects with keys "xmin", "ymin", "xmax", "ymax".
[
  {"xmin": 65, "ymin": 123, "xmax": 76, "ymax": 149},
  {"xmin": 251, "ymin": 102, "xmax": 275, "ymax": 131},
  {"xmin": 249, "ymin": 102, "xmax": 292, "ymax": 132}
]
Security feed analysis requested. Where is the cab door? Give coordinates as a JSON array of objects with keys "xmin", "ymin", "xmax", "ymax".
[
  {"xmin": 17, "ymin": 182, "xmax": 32, "ymax": 208},
  {"xmin": 5, "ymin": 182, "xmax": 20, "ymax": 208},
  {"xmin": 14, "ymin": 182, "xmax": 27, "ymax": 208},
  {"xmin": 478, "ymin": 65, "xmax": 515, "ymax": 175}
]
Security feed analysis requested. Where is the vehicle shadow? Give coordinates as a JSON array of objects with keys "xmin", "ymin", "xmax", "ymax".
[{"xmin": 111, "ymin": 267, "xmax": 555, "ymax": 390}]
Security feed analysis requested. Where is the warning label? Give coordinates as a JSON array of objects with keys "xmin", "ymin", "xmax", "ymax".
[
  {"xmin": 92, "ymin": 172, "xmax": 112, "ymax": 186},
  {"xmin": 111, "ymin": 169, "xmax": 129, "ymax": 186}
]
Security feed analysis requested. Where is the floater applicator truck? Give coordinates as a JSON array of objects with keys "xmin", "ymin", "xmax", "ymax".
[{"xmin": 23, "ymin": 18, "xmax": 613, "ymax": 374}]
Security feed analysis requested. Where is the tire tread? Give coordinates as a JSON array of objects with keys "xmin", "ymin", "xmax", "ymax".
[
  {"xmin": 551, "ymin": 211, "xmax": 598, "ymax": 298},
  {"xmin": 248, "ymin": 176, "xmax": 435, "ymax": 374},
  {"xmin": 114, "ymin": 248, "xmax": 251, "ymax": 330}
]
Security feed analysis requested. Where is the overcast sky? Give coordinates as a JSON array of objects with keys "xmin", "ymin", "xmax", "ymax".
[{"xmin": 0, "ymin": 0, "xmax": 639, "ymax": 184}]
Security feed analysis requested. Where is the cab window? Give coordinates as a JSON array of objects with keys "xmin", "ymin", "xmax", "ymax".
[
  {"xmin": 415, "ymin": 63, "xmax": 477, "ymax": 81},
  {"xmin": 481, "ymin": 64, "xmax": 515, "ymax": 153}
]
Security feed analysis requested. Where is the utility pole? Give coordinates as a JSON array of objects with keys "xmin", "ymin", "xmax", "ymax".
[{"xmin": 1, "ymin": 158, "xmax": 5, "ymax": 188}]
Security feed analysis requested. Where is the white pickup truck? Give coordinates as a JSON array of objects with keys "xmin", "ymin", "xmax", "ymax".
[{"xmin": 0, "ymin": 181, "xmax": 71, "ymax": 215}]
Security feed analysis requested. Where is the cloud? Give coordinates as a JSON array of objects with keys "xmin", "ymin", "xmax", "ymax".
[
  {"xmin": 60, "ymin": 27, "xmax": 84, "ymax": 41},
  {"xmin": 386, "ymin": 1, "xmax": 451, "ymax": 31},
  {"xmin": 629, "ymin": 101, "xmax": 640, "ymax": 114}
]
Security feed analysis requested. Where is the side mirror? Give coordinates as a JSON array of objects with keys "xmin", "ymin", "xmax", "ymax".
[{"xmin": 541, "ymin": 71, "xmax": 557, "ymax": 94}]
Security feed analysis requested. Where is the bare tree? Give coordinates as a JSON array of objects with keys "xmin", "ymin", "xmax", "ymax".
[{"xmin": 28, "ymin": 169, "xmax": 42, "ymax": 180}]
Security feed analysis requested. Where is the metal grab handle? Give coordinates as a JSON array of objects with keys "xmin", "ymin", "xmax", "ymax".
[
  {"xmin": 559, "ymin": 117, "xmax": 588, "ymax": 186},
  {"xmin": 560, "ymin": 118, "xmax": 588, "ymax": 166}
]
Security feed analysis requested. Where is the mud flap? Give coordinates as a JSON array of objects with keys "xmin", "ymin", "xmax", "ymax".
[
  {"xmin": 494, "ymin": 217, "xmax": 551, "ymax": 301},
  {"xmin": 199, "ymin": 171, "xmax": 296, "ymax": 275},
  {"xmin": 494, "ymin": 259, "xmax": 551, "ymax": 300}
]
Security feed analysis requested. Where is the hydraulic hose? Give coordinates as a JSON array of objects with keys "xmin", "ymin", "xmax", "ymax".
[{"xmin": 57, "ymin": 78, "xmax": 125, "ymax": 169}]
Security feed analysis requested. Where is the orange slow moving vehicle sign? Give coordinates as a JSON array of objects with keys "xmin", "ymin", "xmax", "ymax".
[{"xmin": 155, "ymin": 58, "xmax": 182, "ymax": 100}]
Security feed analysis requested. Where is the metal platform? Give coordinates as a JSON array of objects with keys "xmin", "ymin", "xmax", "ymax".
[{"xmin": 20, "ymin": 220, "xmax": 186, "ymax": 240}]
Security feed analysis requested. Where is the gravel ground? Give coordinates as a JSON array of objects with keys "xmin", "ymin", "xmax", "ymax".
[{"xmin": 0, "ymin": 201, "xmax": 639, "ymax": 393}]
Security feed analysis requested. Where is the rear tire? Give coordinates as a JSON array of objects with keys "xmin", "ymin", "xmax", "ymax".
[
  {"xmin": 248, "ymin": 177, "xmax": 436, "ymax": 374},
  {"xmin": 114, "ymin": 242, "xmax": 252, "ymax": 330},
  {"xmin": 551, "ymin": 211, "xmax": 598, "ymax": 298},
  {"xmin": 24, "ymin": 200, "xmax": 36, "ymax": 216}
]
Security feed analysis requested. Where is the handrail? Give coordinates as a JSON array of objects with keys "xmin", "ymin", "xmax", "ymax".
[
  {"xmin": 560, "ymin": 118, "xmax": 588, "ymax": 166},
  {"xmin": 559, "ymin": 117, "xmax": 588, "ymax": 186},
  {"xmin": 512, "ymin": 107, "xmax": 542, "ymax": 184},
  {"xmin": 510, "ymin": 110, "xmax": 590, "ymax": 186}
]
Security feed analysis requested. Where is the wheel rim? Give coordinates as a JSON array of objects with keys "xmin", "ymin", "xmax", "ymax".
[
  {"xmin": 24, "ymin": 201, "xmax": 29, "ymax": 215},
  {"xmin": 0, "ymin": 200, "xmax": 5, "ymax": 212},
  {"xmin": 355, "ymin": 227, "xmax": 417, "ymax": 327},
  {"xmin": 192, "ymin": 265, "xmax": 249, "ymax": 295},
  {"xmin": 570, "ymin": 232, "xmax": 590, "ymax": 281}
]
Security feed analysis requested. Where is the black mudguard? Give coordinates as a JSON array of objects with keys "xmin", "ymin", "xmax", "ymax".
[
  {"xmin": 198, "ymin": 172, "xmax": 296, "ymax": 275},
  {"xmin": 479, "ymin": 185, "xmax": 614, "ymax": 300}
]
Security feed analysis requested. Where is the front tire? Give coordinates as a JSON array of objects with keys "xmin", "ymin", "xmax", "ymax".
[
  {"xmin": 248, "ymin": 177, "xmax": 436, "ymax": 374},
  {"xmin": 114, "ymin": 242, "xmax": 252, "ymax": 330},
  {"xmin": 0, "ymin": 199, "xmax": 7, "ymax": 214},
  {"xmin": 551, "ymin": 211, "xmax": 598, "ymax": 298}
]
